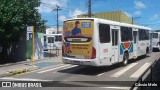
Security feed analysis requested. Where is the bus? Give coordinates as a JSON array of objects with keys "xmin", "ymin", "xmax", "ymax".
[
  {"xmin": 62, "ymin": 18, "xmax": 151, "ymax": 66},
  {"xmin": 151, "ymin": 32, "xmax": 160, "ymax": 51},
  {"xmin": 44, "ymin": 34, "xmax": 62, "ymax": 50}
]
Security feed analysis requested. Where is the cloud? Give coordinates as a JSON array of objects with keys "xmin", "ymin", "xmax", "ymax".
[
  {"xmin": 69, "ymin": 9, "xmax": 86, "ymax": 18},
  {"xmin": 150, "ymin": 14, "xmax": 159, "ymax": 20},
  {"xmin": 38, "ymin": 0, "xmax": 67, "ymax": 13},
  {"xmin": 134, "ymin": 1, "xmax": 146, "ymax": 9},
  {"xmin": 134, "ymin": 10, "xmax": 142, "ymax": 15},
  {"xmin": 59, "ymin": 15, "xmax": 67, "ymax": 21}
]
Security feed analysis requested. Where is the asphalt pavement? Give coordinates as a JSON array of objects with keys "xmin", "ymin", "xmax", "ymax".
[{"xmin": 0, "ymin": 52, "xmax": 160, "ymax": 90}]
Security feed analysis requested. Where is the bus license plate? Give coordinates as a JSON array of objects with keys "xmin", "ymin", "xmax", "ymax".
[{"xmin": 73, "ymin": 61, "xmax": 80, "ymax": 64}]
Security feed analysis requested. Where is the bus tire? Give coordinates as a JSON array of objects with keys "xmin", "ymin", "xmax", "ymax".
[
  {"xmin": 146, "ymin": 47, "xmax": 149, "ymax": 54},
  {"xmin": 122, "ymin": 53, "xmax": 129, "ymax": 66}
]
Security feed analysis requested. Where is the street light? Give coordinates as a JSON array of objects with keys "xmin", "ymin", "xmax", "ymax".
[{"xmin": 132, "ymin": 17, "xmax": 140, "ymax": 24}]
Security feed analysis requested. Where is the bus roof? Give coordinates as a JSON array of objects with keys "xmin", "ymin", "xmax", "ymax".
[{"xmin": 64, "ymin": 18, "xmax": 152, "ymax": 30}]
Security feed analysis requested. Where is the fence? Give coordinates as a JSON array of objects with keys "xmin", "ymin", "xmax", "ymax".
[{"xmin": 43, "ymin": 44, "xmax": 60, "ymax": 58}]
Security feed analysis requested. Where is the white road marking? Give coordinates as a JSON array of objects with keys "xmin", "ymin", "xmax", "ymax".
[
  {"xmin": 61, "ymin": 65, "xmax": 78, "ymax": 70},
  {"xmin": 0, "ymin": 77, "xmax": 52, "ymax": 81},
  {"xmin": 37, "ymin": 64, "xmax": 71, "ymax": 73},
  {"xmin": 97, "ymin": 73, "xmax": 105, "ymax": 76},
  {"xmin": 100, "ymin": 87, "xmax": 130, "ymax": 90},
  {"xmin": 130, "ymin": 62, "xmax": 152, "ymax": 78},
  {"xmin": 111, "ymin": 63, "xmax": 138, "ymax": 77},
  {"xmin": 29, "ymin": 64, "xmax": 65, "ymax": 73}
]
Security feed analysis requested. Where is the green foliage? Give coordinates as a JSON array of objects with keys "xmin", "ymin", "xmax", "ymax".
[
  {"xmin": 0, "ymin": 0, "xmax": 46, "ymax": 61},
  {"xmin": 0, "ymin": 0, "xmax": 46, "ymax": 41}
]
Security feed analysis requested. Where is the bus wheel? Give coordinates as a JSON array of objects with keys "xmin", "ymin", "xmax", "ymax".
[
  {"xmin": 122, "ymin": 53, "xmax": 129, "ymax": 66},
  {"xmin": 146, "ymin": 47, "xmax": 149, "ymax": 54}
]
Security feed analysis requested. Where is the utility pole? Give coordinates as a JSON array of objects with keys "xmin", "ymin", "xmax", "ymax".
[
  {"xmin": 131, "ymin": 17, "xmax": 134, "ymax": 24},
  {"xmin": 88, "ymin": 0, "xmax": 92, "ymax": 17},
  {"xmin": 53, "ymin": 5, "xmax": 62, "ymax": 34},
  {"xmin": 132, "ymin": 17, "xmax": 140, "ymax": 24}
]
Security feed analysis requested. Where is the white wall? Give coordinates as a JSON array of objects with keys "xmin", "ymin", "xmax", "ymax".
[
  {"xmin": 34, "ymin": 37, "xmax": 44, "ymax": 60},
  {"xmin": 46, "ymin": 27, "xmax": 62, "ymax": 34}
]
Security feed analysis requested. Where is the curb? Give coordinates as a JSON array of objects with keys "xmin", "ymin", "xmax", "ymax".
[
  {"xmin": 0, "ymin": 62, "xmax": 63, "ymax": 77},
  {"xmin": 9, "ymin": 69, "xmax": 29, "ymax": 76},
  {"xmin": 0, "ymin": 69, "xmax": 29, "ymax": 77},
  {"xmin": 0, "ymin": 67, "xmax": 38, "ymax": 78}
]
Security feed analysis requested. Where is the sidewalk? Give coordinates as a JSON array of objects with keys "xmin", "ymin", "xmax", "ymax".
[{"xmin": 0, "ymin": 50, "xmax": 63, "ymax": 77}]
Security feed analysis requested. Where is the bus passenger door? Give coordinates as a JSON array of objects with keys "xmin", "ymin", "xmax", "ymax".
[
  {"xmin": 111, "ymin": 27, "xmax": 119, "ymax": 63},
  {"xmin": 133, "ymin": 30, "xmax": 138, "ymax": 58}
]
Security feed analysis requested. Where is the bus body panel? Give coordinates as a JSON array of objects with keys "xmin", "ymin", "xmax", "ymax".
[{"xmin": 62, "ymin": 18, "xmax": 152, "ymax": 66}]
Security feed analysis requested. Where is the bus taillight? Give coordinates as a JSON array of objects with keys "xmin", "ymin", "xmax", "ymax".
[
  {"xmin": 91, "ymin": 47, "xmax": 96, "ymax": 59},
  {"xmin": 62, "ymin": 46, "xmax": 64, "ymax": 56}
]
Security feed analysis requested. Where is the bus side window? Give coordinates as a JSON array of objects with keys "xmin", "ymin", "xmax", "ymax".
[
  {"xmin": 99, "ymin": 24, "xmax": 110, "ymax": 43},
  {"xmin": 121, "ymin": 27, "xmax": 132, "ymax": 42}
]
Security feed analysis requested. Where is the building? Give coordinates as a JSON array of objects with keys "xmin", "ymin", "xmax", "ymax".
[
  {"xmin": 77, "ymin": 10, "xmax": 135, "ymax": 24},
  {"xmin": 46, "ymin": 27, "xmax": 62, "ymax": 34},
  {"xmin": 46, "ymin": 28, "xmax": 56, "ymax": 34}
]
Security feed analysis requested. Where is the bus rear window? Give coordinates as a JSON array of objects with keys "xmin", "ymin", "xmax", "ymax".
[{"xmin": 63, "ymin": 20, "xmax": 93, "ymax": 43}]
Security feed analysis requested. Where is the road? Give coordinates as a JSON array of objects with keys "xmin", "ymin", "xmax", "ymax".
[{"xmin": 0, "ymin": 52, "xmax": 160, "ymax": 90}]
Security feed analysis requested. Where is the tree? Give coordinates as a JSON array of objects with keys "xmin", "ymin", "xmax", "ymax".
[{"xmin": 0, "ymin": 0, "xmax": 46, "ymax": 62}]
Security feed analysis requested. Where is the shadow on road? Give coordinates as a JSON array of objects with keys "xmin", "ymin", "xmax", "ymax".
[{"xmin": 58, "ymin": 54, "xmax": 152, "ymax": 76}]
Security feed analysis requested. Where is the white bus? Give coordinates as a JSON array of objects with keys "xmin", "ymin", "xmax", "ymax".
[
  {"xmin": 62, "ymin": 18, "xmax": 151, "ymax": 66},
  {"xmin": 151, "ymin": 32, "xmax": 160, "ymax": 51},
  {"xmin": 44, "ymin": 34, "xmax": 62, "ymax": 50}
]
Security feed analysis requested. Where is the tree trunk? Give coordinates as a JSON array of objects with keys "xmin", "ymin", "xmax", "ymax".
[{"xmin": 0, "ymin": 42, "xmax": 9, "ymax": 63}]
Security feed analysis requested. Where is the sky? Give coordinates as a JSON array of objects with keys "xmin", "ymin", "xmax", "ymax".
[{"xmin": 38, "ymin": 0, "xmax": 160, "ymax": 30}]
